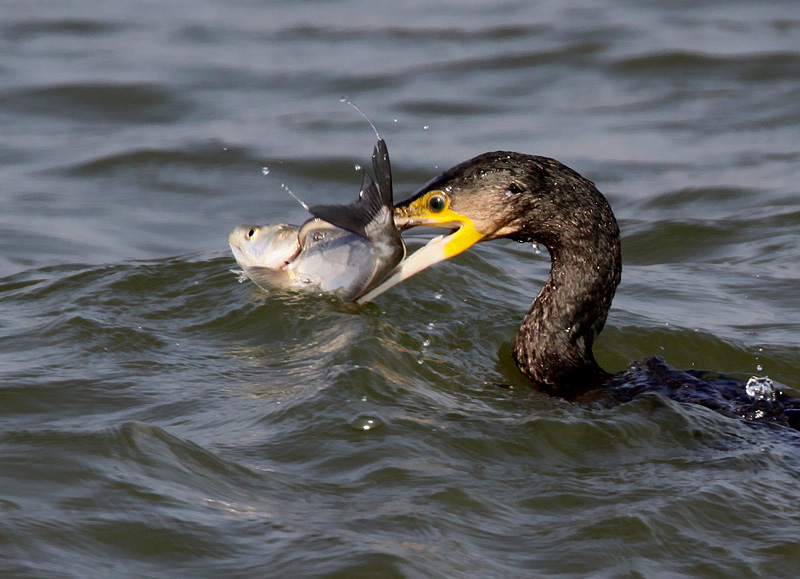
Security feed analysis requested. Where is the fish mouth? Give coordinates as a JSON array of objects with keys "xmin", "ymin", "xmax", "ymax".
[
  {"xmin": 357, "ymin": 190, "xmax": 485, "ymax": 303},
  {"xmin": 228, "ymin": 231, "xmax": 246, "ymax": 259},
  {"xmin": 228, "ymin": 237, "xmax": 256, "ymax": 271}
]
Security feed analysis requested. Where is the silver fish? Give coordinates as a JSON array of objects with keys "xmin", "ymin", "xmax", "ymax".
[{"xmin": 229, "ymin": 138, "xmax": 405, "ymax": 302}]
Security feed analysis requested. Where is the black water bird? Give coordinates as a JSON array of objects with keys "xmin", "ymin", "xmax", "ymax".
[{"xmin": 361, "ymin": 151, "xmax": 800, "ymax": 430}]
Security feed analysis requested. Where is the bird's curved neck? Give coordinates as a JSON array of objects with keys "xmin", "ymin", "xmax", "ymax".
[{"xmin": 513, "ymin": 222, "xmax": 621, "ymax": 394}]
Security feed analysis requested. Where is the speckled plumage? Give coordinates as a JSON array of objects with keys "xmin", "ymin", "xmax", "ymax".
[{"xmin": 401, "ymin": 152, "xmax": 621, "ymax": 392}]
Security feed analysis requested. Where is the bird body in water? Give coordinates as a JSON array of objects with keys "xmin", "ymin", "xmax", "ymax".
[{"xmin": 361, "ymin": 151, "xmax": 800, "ymax": 430}]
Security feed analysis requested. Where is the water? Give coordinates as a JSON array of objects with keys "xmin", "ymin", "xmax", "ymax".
[{"xmin": 2, "ymin": 0, "xmax": 800, "ymax": 576}]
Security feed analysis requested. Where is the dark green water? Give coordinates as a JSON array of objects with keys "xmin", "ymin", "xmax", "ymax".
[{"xmin": 2, "ymin": 1, "xmax": 800, "ymax": 577}]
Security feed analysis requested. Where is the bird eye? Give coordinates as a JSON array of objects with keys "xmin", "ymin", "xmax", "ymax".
[
  {"xmin": 427, "ymin": 194, "xmax": 447, "ymax": 213},
  {"xmin": 507, "ymin": 182, "xmax": 523, "ymax": 195}
]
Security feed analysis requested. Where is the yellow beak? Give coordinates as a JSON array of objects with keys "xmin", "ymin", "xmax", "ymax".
[{"xmin": 358, "ymin": 191, "xmax": 485, "ymax": 303}]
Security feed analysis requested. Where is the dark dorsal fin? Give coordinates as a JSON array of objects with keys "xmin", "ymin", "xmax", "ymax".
[
  {"xmin": 308, "ymin": 138, "xmax": 392, "ymax": 241},
  {"xmin": 372, "ymin": 137, "xmax": 392, "ymax": 208}
]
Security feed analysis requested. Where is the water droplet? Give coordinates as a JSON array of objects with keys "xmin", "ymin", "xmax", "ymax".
[
  {"xmin": 340, "ymin": 96, "xmax": 347, "ymax": 102},
  {"xmin": 434, "ymin": 290, "xmax": 443, "ymax": 300},
  {"xmin": 261, "ymin": 167, "xmax": 269, "ymax": 176},
  {"xmin": 427, "ymin": 322, "xmax": 435, "ymax": 330},
  {"xmin": 422, "ymin": 339, "xmax": 431, "ymax": 348},
  {"xmin": 505, "ymin": 190, "xmax": 513, "ymax": 197},
  {"xmin": 423, "ymin": 125, "xmax": 430, "ymax": 130},
  {"xmin": 531, "ymin": 243, "xmax": 541, "ymax": 254},
  {"xmin": 393, "ymin": 118, "xmax": 398, "ymax": 123},
  {"xmin": 282, "ymin": 183, "xmax": 309, "ymax": 210},
  {"xmin": 354, "ymin": 164, "xmax": 362, "ymax": 171},
  {"xmin": 756, "ymin": 364, "xmax": 763, "ymax": 371},
  {"xmin": 349, "ymin": 414, "xmax": 384, "ymax": 431}
]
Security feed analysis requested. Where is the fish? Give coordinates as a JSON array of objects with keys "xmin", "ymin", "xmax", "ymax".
[{"xmin": 228, "ymin": 138, "xmax": 405, "ymax": 302}]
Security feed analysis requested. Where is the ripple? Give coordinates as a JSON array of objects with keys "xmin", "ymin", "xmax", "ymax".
[
  {"xmin": 612, "ymin": 50, "xmax": 800, "ymax": 82},
  {"xmin": 1, "ymin": 82, "xmax": 192, "ymax": 124},
  {"xmin": 3, "ymin": 19, "xmax": 126, "ymax": 41},
  {"xmin": 271, "ymin": 22, "xmax": 542, "ymax": 43}
]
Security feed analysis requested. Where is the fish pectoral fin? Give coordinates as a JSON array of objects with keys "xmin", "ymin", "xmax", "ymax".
[
  {"xmin": 309, "ymin": 195, "xmax": 373, "ymax": 241},
  {"xmin": 308, "ymin": 138, "xmax": 395, "ymax": 242},
  {"xmin": 245, "ymin": 266, "xmax": 294, "ymax": 291}
]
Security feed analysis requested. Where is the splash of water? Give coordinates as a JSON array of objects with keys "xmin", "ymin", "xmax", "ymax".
[
  {"xmin": 281, "ymin": 182, "xmax": 309, "ymax": 211},
  {"xmin": 340, "ymin": 97, "xmax": 380, "ymax": 139},
  {"xmin": 745, "ymin": 376, "xmax": 776, "ymax": 402}
]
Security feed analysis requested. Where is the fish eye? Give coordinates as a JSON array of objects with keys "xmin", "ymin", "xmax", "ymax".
[
  {"xmin": 427, "ymin": 193, "xmax": 447, "ymax": 213},
  {"xmin": 247, "ymin": 228, "xmax": 258, "ymax": 239}
]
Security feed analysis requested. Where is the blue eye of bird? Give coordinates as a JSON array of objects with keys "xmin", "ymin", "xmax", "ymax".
[{"xmin": 428, "ymin": 194, "xmax": 446, "ymax": 213}]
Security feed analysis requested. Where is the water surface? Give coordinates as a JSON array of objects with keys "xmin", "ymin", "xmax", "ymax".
[{"xmin": 2, "ymin": 0, "xmax": 800, "ymax": 577}]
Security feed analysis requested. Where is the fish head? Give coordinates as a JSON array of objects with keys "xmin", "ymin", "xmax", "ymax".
[{"xmin": 228, "ymin": 224, "xmax": 301, "ymax": 271}]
